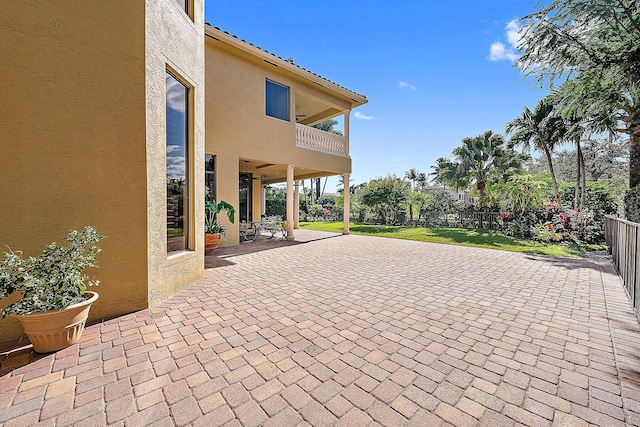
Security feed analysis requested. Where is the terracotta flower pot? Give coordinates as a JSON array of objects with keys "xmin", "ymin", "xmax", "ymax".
[
  {"xmin": 205, "ymin": 233, "xmax": 221, "ymax": 254},
  {"xmin": 12, "ymin": 291, "xmax": 98, "ymax": 353}
]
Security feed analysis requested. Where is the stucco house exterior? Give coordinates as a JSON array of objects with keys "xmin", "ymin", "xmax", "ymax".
[
  {"xmin": 0, "ymin": 1, "xmax": 366, "ymax": 342},
  {"xmin": 204, "ymin": 26, "xmax": 367, "ymax": 246}
]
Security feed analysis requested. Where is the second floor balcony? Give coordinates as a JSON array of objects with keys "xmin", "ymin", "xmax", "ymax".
[{"xmin": 296, "ymin": 123, "xmax": 348, "ymax": 157}]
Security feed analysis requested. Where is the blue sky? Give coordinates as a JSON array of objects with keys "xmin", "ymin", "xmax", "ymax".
[{"xmin": 205, "ymin": 0, "xmax": 546, "ymax": 191}]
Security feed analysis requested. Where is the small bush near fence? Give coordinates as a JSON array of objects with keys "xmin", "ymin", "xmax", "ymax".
[
  {"xmin": 624, "ymin": 186, "xmax": 640, "ymax": 223},
  {"xmin": 419, "ymin": 202, "xmax": 606, "ymax": 244},
  {"xmin": 422, "ymin": 211, "xmax": 501, "ymax": 230}
]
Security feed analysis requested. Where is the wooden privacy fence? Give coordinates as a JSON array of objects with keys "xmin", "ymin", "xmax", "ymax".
[{"xmin": 605, "ymin": 215, "xmax": 640, "ymax": 315}]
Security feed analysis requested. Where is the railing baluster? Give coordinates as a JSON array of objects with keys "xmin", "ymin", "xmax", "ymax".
[
  {"xmin": 605, "ymin": 215, "xmax": 640, "ymax": 318},
  {"xmin": 295, "ymin": 123, "xmax": 347, "ymax": 156}
]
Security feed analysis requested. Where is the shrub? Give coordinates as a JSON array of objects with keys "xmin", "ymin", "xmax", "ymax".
[
  {"xmin": 0, "ymin": 227, "xmax": 103, "ymax": 317},
  {"xmin": 531, "ymin": 221, "xmax": 563, "ymax": 242},
  {"xmin": 571, "ymin": 210, "xmax": 602, "ymax": 244},
  {"xmin": 504, "ymin": 218, "xmax": 532, "ymax": 239},
  {"xmin": 494, "ymin": 174, "xmax": 551, "ymax": 219},
  {"xmin": 624, "ymin": 186, "xmax": 640, "ymax": 223},
  {"xmin": 560, "ymin": 182, "xmax": 618, "ymax": 222},
  {"xmin": 421, "ymin": 190, "xmax": 456, "ymax": 227}
]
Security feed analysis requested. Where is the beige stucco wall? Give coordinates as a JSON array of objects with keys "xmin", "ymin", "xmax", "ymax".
[
  {"xmin": 205, "ymin": 35, "xmax": 353, "ymax": 246},
  {"xmin": 145, "ymin": 0, "xmax": 205, "ymax": 305},
  {"xmin": 0, "ymin": 1, "xmax": 206, "ymax": 342},
  {"xmin": 0, "ymin": 2, "xmax": 148, "ymax": 340}
]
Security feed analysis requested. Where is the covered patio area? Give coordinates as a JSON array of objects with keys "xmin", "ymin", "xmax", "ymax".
[{"xmin": 1, "ymin": 230, "xmax": 640, "ymax": 426}]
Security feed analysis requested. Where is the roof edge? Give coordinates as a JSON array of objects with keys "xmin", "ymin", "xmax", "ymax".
[{"xmin": 205, "ymin": 25, "xmax": 368, "ymax": 108}]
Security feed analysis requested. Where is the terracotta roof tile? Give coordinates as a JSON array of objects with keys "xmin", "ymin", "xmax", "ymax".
[{"xmin": 205, "ymin": 24, "xmax": 366, "ymax": 100}]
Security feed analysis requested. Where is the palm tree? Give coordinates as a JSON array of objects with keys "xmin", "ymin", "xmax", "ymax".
[
  {"xmin": 516, "ymin": 0, "xmax": 640, "ymax": 187},
  {"xmin": 337, "ymin": 174, "xmax": 354, "ymax": 195},
  {"xmin": 416, "ymin": 172, "xmax": 428, "ymax": 191},
  {"xmin": 432, "ymin": 131, "xmax": 526, "ymax": 206},
  {"xmin": 552, "ymin": 81, "xmax": 618, "ymax": 210},
  {"xmin": 432, "ymin": 157, "xmax": 466, "ymax": 191},
  {"xmin": 404, "ymin": 168, "xmax": 419, "ymax": 190},
  {"xmin": 506, "ymin": 97, "xmax": 565, "ymax": 203},
  {"xmin": 404, "ymin": 168, "xmax": 422, "ymax": 223}
]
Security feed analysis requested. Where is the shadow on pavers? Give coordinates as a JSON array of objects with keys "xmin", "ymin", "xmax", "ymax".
[
  {"xmin": 205, "ymin": 232, "xmax": 343, "ymax": 269},
  {"xmin": 0, "ymin": 337, "xmax": 49, "ymax": 377}
]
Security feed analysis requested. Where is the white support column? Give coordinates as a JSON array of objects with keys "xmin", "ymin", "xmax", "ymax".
[
  {"xmin": 286, "ymin": 164, "xmax": 295, "ymax": 240},
  {"xmin": 294, "ymin": 180, "xmax": 300, "ymax": 229},
  {"xmin": 261, "ymin": 185, "xmax": 266, "ymax": 216},
  {"xmin": 343, "ymin": 172, "xmax": 350, "ymax": 235},
  {"xmin": 344, "ymin": 110, "xmax": 351, "ymax": 155}
]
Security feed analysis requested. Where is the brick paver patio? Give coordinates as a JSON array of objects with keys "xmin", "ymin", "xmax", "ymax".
[{"xmin": 1, "ymin": 230, "xmax": 640, "ymax": 426}]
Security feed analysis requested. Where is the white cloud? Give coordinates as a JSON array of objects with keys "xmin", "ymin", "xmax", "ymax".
[
  {"xmin": 166, "ymin": 144, "xmax": 181, "ymax": 154},
  {"xmin": 354, "ymin": 111, "xmax": 373, "ymax": 121},
  {"xmin": 399, "ymin": 81, "xmax": 416, "ymax": 91},
  {"xmin": 506, "ymin": 19, "xmax": 522, "ymax": 47},
  {"xmin": 166, "ymin": 156, "xmax": 186, "ymax": 180},
  {"xmin": 489, "ymin": 42, "xmax": 519, "ymax": 62},
  {"xmin": 166, "ymin": 75, "xmax": 187, "ymax": 112},
  {"xmin": 488, "ymin": 19, "xmax": 522, "ymax": 62}
]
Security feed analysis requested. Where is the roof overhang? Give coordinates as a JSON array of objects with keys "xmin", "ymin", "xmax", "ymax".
[{"xmin": 205, "ymin": 25, "xmax": 368, "ymax": 109}]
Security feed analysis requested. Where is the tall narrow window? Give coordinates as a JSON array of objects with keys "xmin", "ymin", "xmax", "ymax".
[
  {"xmin": 205, "ymin": 154, "xmax": 216, "ymax": 203},
  {"xmin": 266, "ymin": 79, "xmax": 289, "ymax": 121},
  {"xmin": 166, "ymin": 70, "xmax": 190, "ymax": 253}
]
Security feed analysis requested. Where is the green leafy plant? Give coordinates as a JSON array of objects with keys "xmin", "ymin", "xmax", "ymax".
[
  {"xmin": 421, "ymin": 190, "xmax": 456, "ymax": 227},
  {"xmin": 624, "ymin": 186, "xmax": 640, "ymax": 223},
  {"xmin": 531, "ymin": 222, "xmax": 563, "ymax": 242},
  {"xmin": 503, "ymin": 218, "xmax": 532, "ymax": 239},
  {"xmin": 205, "ymin": 200, "xmax": 236, "ymax": 237},
  {"xmin": 494, "ymin": 174, "xmax": 550, "ymax": 219},
  {"xmin": 0, "ymin": 226, "xmax": 103, "ymax": 317}
]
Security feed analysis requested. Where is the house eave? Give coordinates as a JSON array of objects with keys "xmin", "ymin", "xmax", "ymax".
[{"xmin": 205, "ymin": 25, "xmax": 368, "ymax": 109}]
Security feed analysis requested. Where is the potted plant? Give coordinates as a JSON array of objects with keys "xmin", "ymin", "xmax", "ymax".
[
  {"xmin": 0, "ymin": 226, "xmax": 103, "ymax": 353},
  {"xmin": 205, "ymin": 200, "xmax": 235, "ymax": 253}
]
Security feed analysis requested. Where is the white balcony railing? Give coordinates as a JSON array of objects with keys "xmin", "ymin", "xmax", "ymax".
[{"xmin": 296, "ymin": 124, "xmax": 348, "ymax": 157}]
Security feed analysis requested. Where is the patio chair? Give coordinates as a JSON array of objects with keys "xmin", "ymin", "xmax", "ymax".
[
  {"xmin": 239, "ymin": 221, "xmax": 256, "ymax": 242},
  {"xmin": 262, "ymin": 216, "xmax": 286, "ymax": 240}
]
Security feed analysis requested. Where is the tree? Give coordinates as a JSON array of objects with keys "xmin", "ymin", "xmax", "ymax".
[
  {"xmin": 337, "ymin": 174, "xmax": 354, "ymax": 195},
  {"xmin": 432, "ymin": 157, "xmax": 465, "ymax": 191},
  {"xmin": 416, "ymin": 172, "xmax": 429, "ymax": 191},
  {"xmin": 431, "ymin": 131, "xmax": 527, "ymax": 206},
  {"xmin": 493, "ymin": 173, "xmax": 551, "ymax": 219},
  {"xmin": 527, "ymin": 134, "xmax": 629, "ymax": 204},
  {"xmin": 265, "ymin": 186, "xmax": 287, "ymax": 217},
  {"xmin": 516, "ymin": 0, "xmax": 640, "ymax": 186},
  {"xmin": 550, "ymin": 80, "xmax": 619, "ymax": 210},
  {"xmin": 421, "ymin": 190, "xmax": 457, "ymax": 227},
  {"xmin": 411, "ymin": 192, "xmax": 430, "ymax": 223},
  {"xmin": 358, "ymin": 175, "xmax": 410, "ymax": 225},
  {"xmin": 506, "ymin": 97, "xmax": 565, "ymax": 203},
  {"xmin": 582, "ymin": 136, "xmax": 629, "ymax": 183},
  {"xmin": 527, "ymin": 136, "xmax": 628, "ymax": 182},
  {"xmin": 313, "ymin": 119, "xmax": 344, "ymax": 136},
  {"xmin": 404, "ymin": 168, "xmax": 419, "ymax": 190},
  {"xmin": 404, "ymin": 168, "xmax": 425, "ymax": 224}
]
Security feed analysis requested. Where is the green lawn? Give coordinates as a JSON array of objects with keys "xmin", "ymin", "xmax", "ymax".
[{"xmin": 299, "ymin": 222, "xmax": 599, "ymax": 257}]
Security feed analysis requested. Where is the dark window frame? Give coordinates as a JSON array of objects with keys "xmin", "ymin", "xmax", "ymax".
[
  {"xmin": 265, "ymin": 79, "xmax": 290, "ymax": 122},
  {"xmin": 166, "ymin": 69, "xmax": 192, "ymax": 254},
  {"xmin": 205, "ymin": 154, "xmax": 216, "ymax": 203}
]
